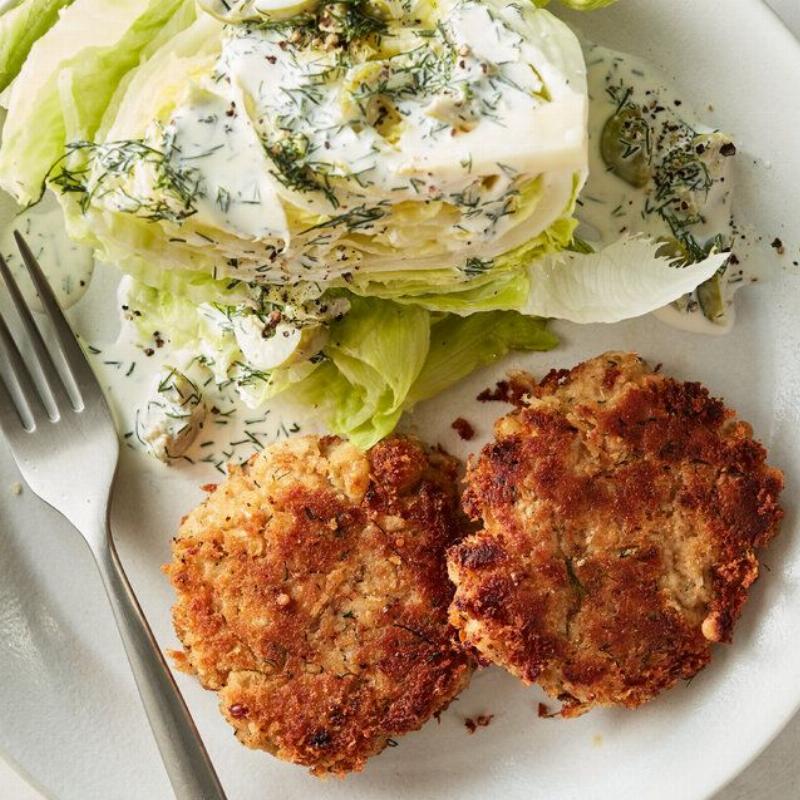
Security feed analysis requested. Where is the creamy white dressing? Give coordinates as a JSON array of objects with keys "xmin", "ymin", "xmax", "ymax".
[
  {"xmin": 580, "ymin": 43, "xmax": 747, "ymax": 333},
  {"xmin": 218, "ymin": 1, "xmax": 566, "ymax": 203},
  {"xmin": 0, "ymin": 189, "xmax": 94, "ymax": 309},
  {"xmin": 78, "ymin": 271, "xmax": 339, "ymax": 466},
  {"xmin": 581, "ymin": 44, "xmax": 733, "ymax": 246},
  {"xmin": 86, "ymin": 312, "xmax": 308, "ymax": 471},
  {"xmin": 136, "ymin": 366, "xmax": 207, "ymax": 461},
  {"xmin": 168, "ymin": 89, "xmax": 288, "ymax": 242},
  {"xmin": 247, "ymin": 0, "xmax": 581, "ymax": 212}
]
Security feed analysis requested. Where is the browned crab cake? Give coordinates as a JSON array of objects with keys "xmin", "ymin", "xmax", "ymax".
[
  {"xmin": 448, "ymin": 352, "xmax": 784, "ymax": 717},
  {"xmin": 166, "ymin": 435, "xmax": 473, "ymax": 776}
]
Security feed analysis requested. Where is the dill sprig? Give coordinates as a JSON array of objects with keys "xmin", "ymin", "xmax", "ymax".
[
  {"xmin": 461, "ymin": 256, "xmax": 494, "ymax": 278},
  {"xmin": 654, "ymin": 147, "xmax": 713, "ymax": 206},
  {"xmin": 300, "ymin": 201, "xmax": 390, "ymax": 235},
  {"xmin": 255, "ymin": 0, "xmax": 386, "ymax": 48},
  {"xmin": 157, "ymin": 367, "xmax": 202, "ymax": 407},
  {"xmin": 319, "ymin": 0, "xmax": 386, "ymax": 43},
  {"xmin": 47, "ymin": 137, "xmax": 204, "ymax": 223},
  {"xmin": 264, "ymin": 133, "xmax": 339, "ymax": 206}
]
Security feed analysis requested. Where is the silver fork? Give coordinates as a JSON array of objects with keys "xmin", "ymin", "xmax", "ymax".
[{"xmin": 0, "ymin": 233, "xmax": 227, "ymax": 800}]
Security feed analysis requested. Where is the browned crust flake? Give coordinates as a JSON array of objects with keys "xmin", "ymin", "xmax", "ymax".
[
  {"xmin": 165, "ymin": 435, "xmax": 473, "ymax": 776},
  {"xmin": 449, "ymin": 352, "xmax": 784, "ymax": 717},
  {"xmin": 451, "ymin": 417, "xmax": 476, "ymax": 441}
]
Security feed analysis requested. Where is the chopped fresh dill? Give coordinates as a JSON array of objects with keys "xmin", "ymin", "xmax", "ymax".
[
  {"xmin": 46, "ymin": 135, "xmax": 204, "ymax": 223},
  {"xmin": 461, "ymin": 256, "xmax": 494, "ymax": 278},
  {"xmin": 300, "ymin": 201, "xmax": 390, "ymax": 235},
  {"xmin": 216, "ymin": 186, "xmax": 231, "ymax": 213},
  {"xmin": 254, "ymin": 0, "xmax": 386, "ymax": 48},
  {"xmin": 264, "ymin": 133, "xmax": 338, "ymax": 207}
]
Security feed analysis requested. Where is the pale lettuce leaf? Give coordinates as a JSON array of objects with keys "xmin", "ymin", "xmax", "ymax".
[
  {"xmin": 293, "ymin": 302, "xmax": 557, "ymax": 449},
  {"xmin": 406, "ymin": 311, "xmax": 557, "ymax": 407},
  {"xmin": 119, "ymin": 275, "xmax": 241, "ymax": 381},
  {"xmin": 0, "ymin": 0, "xmax": 74, "ymax": 93},
  {"xmin": 0, "ymin": 0, "xmax": 192, "ymax": 205},
  {"xmin": 293, "ymin": 297, "xmax": 431, "ymax": 446},
  {"xmin": 522, "ymin": 235, "xmax": 731, "ymax": 323}
]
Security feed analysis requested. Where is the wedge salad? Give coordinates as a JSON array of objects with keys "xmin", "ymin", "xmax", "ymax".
[{"xmin": 0, "ymin": 0, "xmax": 737, "ymax": 453}]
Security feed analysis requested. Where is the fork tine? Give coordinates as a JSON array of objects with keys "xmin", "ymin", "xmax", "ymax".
[
  {"xmin": 0, "ymin": 366, "xmax": 25, "ymax": 435},
  {"xmin": 14, "ymin": 231, "xmax": 101, "ymax": 410},
  {"xmin": 0, "ymin": 251, "xmax": 71, "ymax": 417},
  {"xmin": 0, "ymin": 308, "xmax": 45, "ymax": 432}
]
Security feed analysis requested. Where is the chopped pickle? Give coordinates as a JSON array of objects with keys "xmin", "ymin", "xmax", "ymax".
[
  {"xmin": 654, "ymin": 237, "xmax": 684, "ymax": 262},
  {"xmin": 600, "ymin": 105, "xmax": 651, "ymax": 188},
  {"xmin": 696, "ymin": 273, "xmax": 726, "ymax": 323},
  {"xmin": 657, "ymin": 237, "xmax": 727, "ymax": 323}
]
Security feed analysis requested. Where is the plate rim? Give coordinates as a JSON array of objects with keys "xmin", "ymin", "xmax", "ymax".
[{"xmin": 697, "ymin": 3, "xmax": 800, "ymax": 796}]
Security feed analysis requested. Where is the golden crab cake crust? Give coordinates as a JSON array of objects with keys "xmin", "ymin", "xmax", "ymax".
[
  {"xmin": 448, "ymin": 352, "xmax": 784, "ymax": 717},
  {"xmin": 166, "ymin": 435, "xmax": 473, "ymax": 776}
]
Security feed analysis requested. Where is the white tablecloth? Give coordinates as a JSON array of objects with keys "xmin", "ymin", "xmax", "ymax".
[
  {"xmin": 767, "ymin": 0, "xmax": 800, "ymax": 33},
  {"xmin": 1, "ymin": 2, "xmax": 798, "ymax": 799}
]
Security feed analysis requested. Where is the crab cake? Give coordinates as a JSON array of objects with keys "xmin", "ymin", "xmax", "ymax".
[
  {"xmin": 166, "ymin": 435, "xmax": 473, "ymax": 776},
  {"xmin": 448, "ymin": 352, "xmax": 784, "ymax": 717}
]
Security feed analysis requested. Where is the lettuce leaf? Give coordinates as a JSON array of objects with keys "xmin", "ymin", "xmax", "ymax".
[
  {"xmin": 0, "ymin": 0, "xmax": 193, "ymax": 205},
  {"xmin": 406, "ymin": 311, "xmax": 557, "ymax": 407},
  {"xmin": 293, "ymin": 302, "xmax": 557, "ymax": 449},
  {"xmin": 292, "ymin": 297, "xmax": 431, "ymax": 446},
  {"xmin": 522, "ymin": 235, "xmax": 731, "ymax": 323},
  {"xmin": 0, "ymin": 0, "xmax": 74, "ymax": 93},
  {"xmin": 119, "ymin": 276, "xmax": 241, "ymax": 382}
]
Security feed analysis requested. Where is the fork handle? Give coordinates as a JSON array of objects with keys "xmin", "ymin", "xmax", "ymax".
[{"xmin": 93, "ymin": 535, "xmax": 228, "ymax": 800}]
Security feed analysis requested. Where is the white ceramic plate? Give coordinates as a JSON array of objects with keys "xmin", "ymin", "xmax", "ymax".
[{"xmin": 1, "ymin": 1, "xmax": 799, "ymax": 798}]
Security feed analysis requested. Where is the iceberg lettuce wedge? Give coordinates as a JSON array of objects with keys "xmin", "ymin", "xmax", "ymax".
[{"xmin": 4, "ymin": 0, "xmax": 589, "ymax": 287}]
